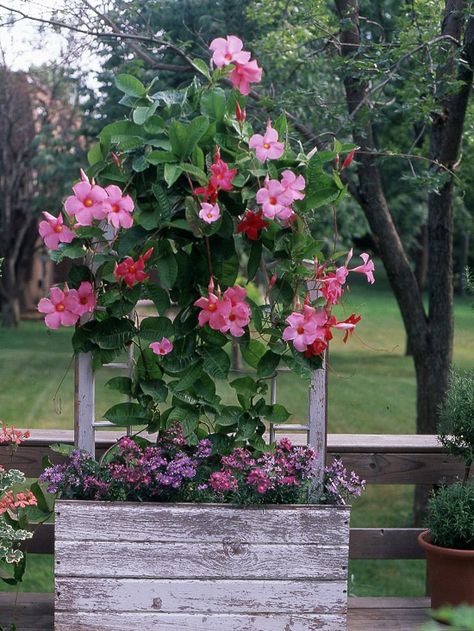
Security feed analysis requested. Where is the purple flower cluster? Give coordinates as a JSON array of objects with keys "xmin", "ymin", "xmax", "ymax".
[
  {"xmin": 323, "ymin": 458, "xmax": 365, "ymax": 505},
  {"xmin": 39, "ymin": 428, "xmax": 364, "ymax": 506}
]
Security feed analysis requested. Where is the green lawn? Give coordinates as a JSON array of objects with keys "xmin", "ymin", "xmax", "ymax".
[{"xmin": 0, "ymin": 268, "xmax": 472, "ymax": 595}]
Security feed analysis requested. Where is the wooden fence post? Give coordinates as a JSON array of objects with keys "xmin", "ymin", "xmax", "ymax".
[{"xmin": 74, "ymin": 352, "xmax": 95, "ymax": 456}]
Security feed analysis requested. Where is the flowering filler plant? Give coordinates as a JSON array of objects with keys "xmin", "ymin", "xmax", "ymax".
[
  {"xmin": 37, "ymin": 34, "xmax": 373, "ymax": 487},
  {"xmin": 0, "ymin": 425, "xmax": 53, "ymax": 590},
  {"xmin": 41, "ymin": 427, "xmax": 364, "ymax": 505}
]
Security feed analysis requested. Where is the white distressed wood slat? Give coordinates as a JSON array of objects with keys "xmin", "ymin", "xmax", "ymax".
[
  {"xmin": 55, "ymin": 611, "xmax": 347, "ymax": 631},
  {"xmin": 55, "ymin": 502, "xmax": 350, "ymax": 630},
  {"xmin": 55, "ymin": 501, "xmax": 350, "ymax": 545},
  {"xmin": 55, "ymin": 540, "xmax": 349, "ymax": 580},
  {"xmin": 55, "ymin": 577, "xmax": 348, "ymax": 614}
]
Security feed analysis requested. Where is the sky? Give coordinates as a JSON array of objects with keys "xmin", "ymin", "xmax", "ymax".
[{"xmin": 0, "ymin": 0, "xmax": 101, "ymax": 80}]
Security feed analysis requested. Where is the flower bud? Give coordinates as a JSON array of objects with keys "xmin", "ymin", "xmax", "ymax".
[{"xmin": 235, "ymin": 102, "xmax": 246, "ymax": 123}]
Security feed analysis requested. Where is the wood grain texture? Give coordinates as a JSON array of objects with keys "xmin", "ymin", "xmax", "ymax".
[
  {"xmin": 55, "ymin": 501, "xmax": 350, "ymax": 545},
  {"xmin": 54, "ymin": 611, "xmax": 347, "ymax": 630},
  {"xmin": 0, "ymin": 592, "xmax": 433, "ymax": 631},
  {"xmin": 31, "ymin": 524, "xmax": 426, "ymax": 559},
  {"xmin": 55, "ymin": 502, "xmax": 350, "ymax": 630},
  {"xmin": 56, "ymin": 540, "xmax": 349, "ymax": 579},
  {"xmin": 55, "ymin": 577, "xmax": 348, "ymax": 614}
]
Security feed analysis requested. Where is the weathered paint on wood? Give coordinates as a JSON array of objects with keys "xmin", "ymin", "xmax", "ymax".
[
  {"xmin": 54, "ymin": 611, "xmax": 347, "ymax": 631},
  {"xmin": 55, "ymin": 501, "xmax": 350, "ymax": 545},
  {"xmin": 55, "ymin": 502, "xmax": 350, "ymax": 631},
  {"xmin": 74, "ymin": 353, "xmax": 95, "ymax": 456},
  {"xmin": 56, "ymin": 577, "xmax": 348, "ymax": 613},
  {"xmin": 0, "ymin": 592, "xmax": 433, "ymax": 631},
  {"xmin": 56, "ymin": 540, "xmax": 349, "ymax": 579},
  {"xmin": 32, "ymin": 522, "xmax": 426, "ymax": 560}
]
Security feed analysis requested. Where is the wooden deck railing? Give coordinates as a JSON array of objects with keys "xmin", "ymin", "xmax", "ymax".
[{"xmin": 1, "ymin": 430, "xmax": 463, "ymax": 560}]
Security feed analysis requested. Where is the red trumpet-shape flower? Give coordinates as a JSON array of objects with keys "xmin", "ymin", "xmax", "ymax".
[
  {"xmin": 237, "ymin": 210, "xmax": 269, "ymax": 241},
  {"xmin": 114, "ymin": 248, "xmax": 154, "ymax": 288}
]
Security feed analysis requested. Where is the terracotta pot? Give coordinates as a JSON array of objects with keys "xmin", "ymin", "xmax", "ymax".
[{"xmin": 418, "ymin": 529, "xmax": 474, "ymax": 609}]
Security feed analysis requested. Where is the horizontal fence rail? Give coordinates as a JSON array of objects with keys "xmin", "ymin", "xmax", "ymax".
[{"xmin": 1, "ymin": 431, "xmax": 462, "ymax": 561}]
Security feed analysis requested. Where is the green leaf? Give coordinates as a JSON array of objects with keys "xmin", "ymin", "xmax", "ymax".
[
  {"xmin": 247, "ymin": 240, "xmax": 262, "ymax": 281},
  {"xmin": 132, "ymin": 154, "xmax": 148, "ymax": 172},
  {"xmin": 139, "ymin": 316, "xmax": 174, "ymax": 341},
  {"xmin": 169, "ymin": 120, "xmax": 188, "ymax": 158},
  {"xmin": 199, "ymin": 326, "xmax": 228, "ymax": 347},
  {"xmin": 164, "ymin": 163, "xmax": 183, "ymax": 187},
  {"xmin": 87, "ymin": 143, "xmax": 102, "ymax": 166},
  {"xmin": 200, "ymin": 88, "xmax": 226, "ymax": 121},
  {"xmin": 140, "ymin": 380, "xmax": 168, "ymax": 403},
  {"xmin": 146, "ymin": 286, "xmax": 170, "ymax": 313},
  {"xmin": 115, "ymin": 74, "xmax": 146, "ymax": 97},
  {"xmin": 192, "ymin": 58, "xmax": 211, "ymax": 79},
  {"xmin": 136, "ymin": 348, "xmax": 163, "ymax": 381},
  {"xmin": 49, "ymin": 443, "xmax": 76, "ymax": 456},
  {"xmin": 146, "ymin": 150, "xmax": 178, "ymax": 165},
  {"xmin": 183, "ymin": 116, "xmax": 210, "ymax": 159},
  {"xmin": 230, "ymin": 376, "xmax": 258, "ymax": 397},
  {"xmin": 30, "ymin": 482, "xmax": 52, "ymax": 514},
  {"xmin": 199, "ymin": 346, "xmax": 230, "ymax": 379},
  {"xmin": 257, "ymin": 350, "xmax": 280, "ymax": 378},
  {"xmin": 89, "ymin": 318, "xmax": 136, "ymax": 349},
  {"xmin": 172, "ymin": 361, "xmax": 204, "ymax": 392},
  {"xmin": 219, "ymin": 406, "xmax": 242, "ymax": 426},
  {"xmin": 151, "ymin": 183, "xmax": 172, "ymax": 221},
  {"xmin": 264, "ymin": 403, "xmax": 290, "ymax": 423},
  {"xmin": 241, "ymin": 339, "xmax": 266, "ymax": 369},
  {"xmin": 247, "ymin": 298, "xmax": 263, "ymax": 333},
  {"xmin": 180, "ymin": 163, "xmax": 208, "ymax": 185},
  {"xmin": 103, "ymin": 402, "xmax": 150, "ymax": 426},
  {"xmin": 158, "ymin": 254, "xmax": 178, "ymax": 289},
  {"xmin": 106, "ymin": 376, "xmax": 133, "ymax": 396},
  {"xmin": 305, "ymin": 160, "xmax": 342, "ymax": 209}
]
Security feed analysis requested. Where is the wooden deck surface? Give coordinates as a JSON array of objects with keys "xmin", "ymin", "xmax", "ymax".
[{"xmin": 0, "ymin": 593, "xmax": 434, "ymax": 630}]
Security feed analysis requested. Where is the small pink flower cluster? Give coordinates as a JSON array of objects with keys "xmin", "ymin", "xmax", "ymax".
[
  {"xmin": 282, "ymin": 251, "xmax": 375, "ymax": 357},
  {"xmin": 206, "ymin": 439, "xmax": 316, "ymax": 499},
  {"xmin": 38, "ymin": 170, "xmax": 134, "ymax": 252},
  {"xmin": 0, "ymin": 425, "xmax": 30, "ymax": 446},
  {"xmin": 37, "ymin": 281, "xmax": 96, "ymax": 330},
  {"xmin": 64, "ymin": 170, "xmax": 134, "ymax": 229},
  {"xmin": 0, "ymin": 490, "xmax": 37, "ymax": 515},
  {"xmin": 256, "ymin": 169, "xmax": 305, "ymax": 223},
  {"xmin": 194, "ymin": 149, "xmax": 238, "ymax": 224},
  {"xmin": 210, "ymin": 35, "xmax": 262, "ymax": 95},
  {"xmin": 194, "ymin": 283, "xmax": 251, "ymax": 338}
]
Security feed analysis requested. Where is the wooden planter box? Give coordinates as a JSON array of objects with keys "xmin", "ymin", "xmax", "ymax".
[{"xmin": 55, "ymin": 500, "xmax": 350, "ymax": 631}]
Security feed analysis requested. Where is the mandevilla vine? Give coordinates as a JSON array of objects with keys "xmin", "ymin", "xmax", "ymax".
[{"xmin": 37, "ymin": 35, "xmax": 374, "ymax": 453}]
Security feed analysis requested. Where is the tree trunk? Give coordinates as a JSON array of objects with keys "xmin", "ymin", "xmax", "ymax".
[
  {"xmin": 406, "ymin": 226, "xmax": 428, "ymax": 355},
  {"xmin": 334, "ymin": 0, "xmax": 474, "ymax": 524}
]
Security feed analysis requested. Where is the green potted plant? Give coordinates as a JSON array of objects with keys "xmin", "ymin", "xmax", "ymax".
[{"xmin": 419, "ymin": 367, "xmax": 474, "ymax": 608}]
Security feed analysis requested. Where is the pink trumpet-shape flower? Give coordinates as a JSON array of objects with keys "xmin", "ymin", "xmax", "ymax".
[
  {"xmin": 332, "ymin": 313, "xmax": 362, "ymax": 343},
  {"xmin": 282, "ymin": 305, "xmax": 328, "ymax": 353},
  {"xmin": 104, "ymin": 185, "xmax": 134, "ymax": 229},
  {"xmin": 209, "ymin": 159, "xmax": 237, "ymax": 192},
  {"xmin": 199, "ymin": 202, "xmax": 221, "ymax": 224},
  {"xmin": 320, "ymin": 267, "xmax": 349, "ymax": 306},
  {"xmin": 194, "ymin": 292, "xmax": 229, "ymax": 329},
  {"xmin": 349, "ymin": 251, "xmax": 375, "ymax": 284},
  {"xmin": 37, "ymin": 286, "xmax": 80, "ymax": 330},
  {"xmin": 230, "ymin": 59, "xmax": 262, "ymax": 95},
  {"xmin": 64, "ymin": 179, "xmax": 108, "ymax": 226},
  {"xmin": 256, "ymin": 179, "xmax": 292, "ymax": 219},
  {"xmin": 220, "ymin": 286, "xmax": 250, "ymax": 337},
  {"xmin": 280, "ymin": 170, "xmax": 305, "ymax": 201},
  {"xmin": 209, "ymin": 35, "xmax": 251, "ymax": 68},
  {"xmin": 149, "ymin": 338, "xmax": 173, "ymax": 356},
  {"xmin": 73, "ymin": 281, "xmax": 96, "ymax": 316},
  {"xmin": 38, "ymin": 212, "xmax": 75, "ymax": 250},
  {"xmin": 249, "ymin": 121, "xmax": 284, "ymax": 163}
]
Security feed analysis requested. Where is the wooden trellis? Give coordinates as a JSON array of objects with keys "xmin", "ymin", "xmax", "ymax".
[{"xmin": 73, "ymin": 274, "xmax": 328, "ymax": 489}]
